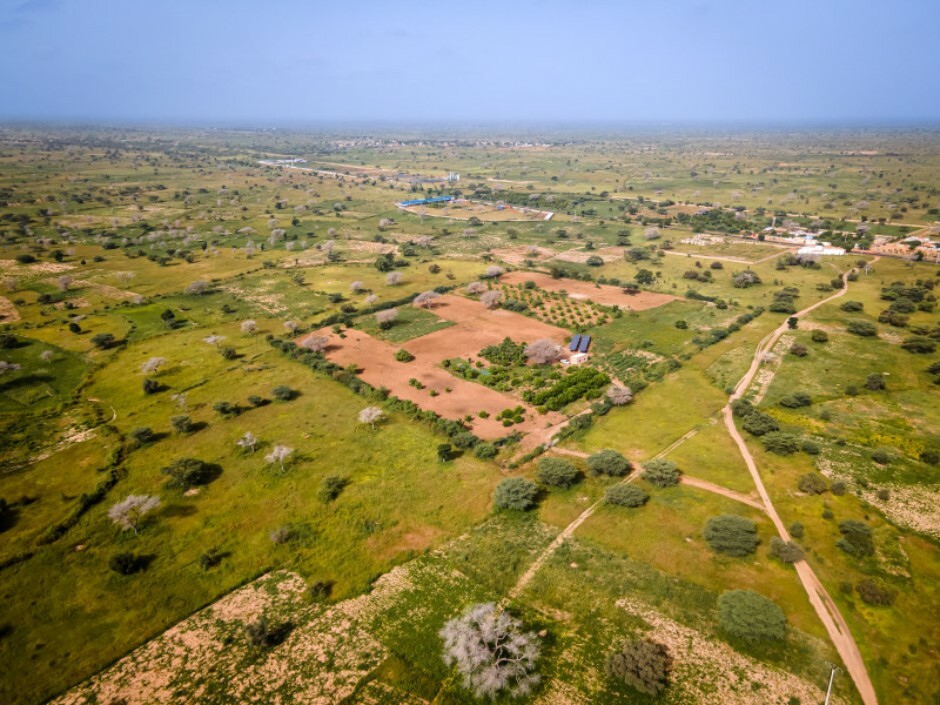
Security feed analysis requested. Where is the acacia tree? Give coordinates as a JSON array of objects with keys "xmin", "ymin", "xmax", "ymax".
[
  {"xmin": 524, "ymin": 338, "xmax": 561, "ymax": 364},
  {"xmin": 481, "ymin": 290, "xmax": 503, "ymax": 310},
  {"xmin": 606, "ymin": 385, "xmax": 633, "ymax": 405},
  {"xmin": 301, "ymin": 335, "xmax": 329, "ymax": 352},
  {"xmin": 440, "ymin": 603, "xmax": 541, "ymax": 699},
  {"xmin": 413, "ymin": 291, "xmax": 441, "ymax": 309},
  {"xmin": 376, "ymin": 308, "xmax": 398, "ymax": 329},
  {"xmin": 265, "ymin": 444, "xmax": 294, "ymax": 471},
  {"xmin": 108, "ymin": 495, "xmax": 161, "ymax": 535},
  {"xmin": 141, "ymin": 356, "xmax": 168, "ymax": 374},
  {"xmin": 358, "ymin": 406, "xmax": 385, "ymax": 429},
  {"xmin": 236, "ymin": 431, "xmax": 258, "ymax": 453}
]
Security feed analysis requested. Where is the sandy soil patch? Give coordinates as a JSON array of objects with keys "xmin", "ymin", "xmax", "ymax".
[
  {"xmin": 0, "ymin": 260, "xmax": 75, "ymax": 275},
  {"xmin": 0, "ymin": 295, "xmax": 20, "ymax": 323},
  {"xmin": 53, "ymin": 567, "xmax": 431, "ymax": 705},
  {"xmin": 617, "ymin": 598, "xmax": 842, "ymax": 705},
  {"xmin": 501, "ymin": 271, "xmax": 678, "ymax": 310},
  {"xmin": 491, "ymin": 245, "xmax": 556, "ymax": 265}
]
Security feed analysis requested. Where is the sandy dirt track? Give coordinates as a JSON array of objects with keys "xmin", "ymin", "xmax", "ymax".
[{"xmin": 500, "ymin": 271, "xmax": 678, "ymax": 310}]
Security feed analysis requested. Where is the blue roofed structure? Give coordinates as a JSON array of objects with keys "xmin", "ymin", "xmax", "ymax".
[
  {"xmin": 569, "ymin": 334, "xmax": 582, "ymax": 352},
  {"xmin": 577, "ymin": 335, "xmax": 591, "ymax": 353}
]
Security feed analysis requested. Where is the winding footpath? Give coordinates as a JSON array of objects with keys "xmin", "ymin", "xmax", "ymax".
[{"xmin": 722, "ymin": 260, "xmax": 879, "ymax": 705}]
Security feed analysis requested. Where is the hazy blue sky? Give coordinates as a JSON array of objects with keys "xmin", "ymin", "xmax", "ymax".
[{"xmin": 1, "ymin": 0, "xmax": 938, "ymax": 125}]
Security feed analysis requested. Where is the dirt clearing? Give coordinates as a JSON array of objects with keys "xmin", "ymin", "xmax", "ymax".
[{"xmin": 501, "ymin": 271, "xmax": 677, "ymax": 310}]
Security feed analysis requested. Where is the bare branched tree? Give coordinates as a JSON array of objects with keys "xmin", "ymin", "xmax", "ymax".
[
  {"xmin": 300, "ymin": 335, "xmax": 329, "ymax": 352},
  {"xmin": 0, "ymin": 360, "xmax": 22, "ymax": 374},
  {"xmin": 240, "ymin": 319, "xmax": 257, "ymax": 335},
  {"xmin": 440, "ymin": 603, "xmax": 541, "ymax": 700},
  {"xmin": 386, "ymin": 271, "xmax": 403, "ymax": 286},
  {"xmin": 236, "ymin": 431, "xmax": 258, "ymax": 453},
  {"xmin": 108, "ymin": 495, "xmax": 161, "ymax": 535},
  {"xmin": 524, "ymin": 338, "xmax": 561, "ymax": 364},
  {"xmin": 482, "ymin": 265, "xmax": 505, "ymax": 279},
  {"xmin": 413, "ymin": 291, "xmax": 441, "ymax": 309},
  {"xmin": 265, "ymin": 444, "xmax": 294, "ymax": 471},
  {"xmin": 185, "ymin": 280, "xmax": 209, "ymax": 295},
  {"xmin": 283, "ymin": 320, "xmax": 298, "ymax": 333},
  {"xmin": 141, "ymin": 356, "xmax": 168, "ymax": 374},
  {"xmin": 358, "ymin": 406, "xmax": 385, "ymax": 429},
  {"xmin": 39, "ymin": 350, "xmax": 54, "ymax": 362},
  {"xmin": 481, "ymin": 290, "xmax": 502, "ymax": 310},
  {"xmin": 376, "ymin": 308, "xmax": 398, "ymax": 327},
  {"xmin": 203, "ymin": 334, "xmax": 225, "ymax": 347},
  {"xmin": 350, "ymin": 280, "xmax": 364, "ymax": 293},
  {"xmin": 56, "ymin": 275, "xmax": 74, "ymax": 292},
  {"xmin": 606, "ymin": 385, "xmax": 633, "ymax": 405},
  {"xmin": 466, "ymin": 281, "xmax": 486, "ymax": 295}
]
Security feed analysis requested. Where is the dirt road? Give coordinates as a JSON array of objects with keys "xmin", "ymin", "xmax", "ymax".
[{"xmin": 722, "ymin": 261, "xmax": 879, "ymax": 705}]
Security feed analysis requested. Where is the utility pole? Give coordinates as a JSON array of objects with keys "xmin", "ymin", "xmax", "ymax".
[{"xmin": 824, "ymin": 662, "xmax": 840, "ymax": 705}]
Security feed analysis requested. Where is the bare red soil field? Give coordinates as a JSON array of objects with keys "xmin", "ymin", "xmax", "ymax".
[{"xmin": 501, "ymin": 271, "xmax": 678, "ymax": 310}]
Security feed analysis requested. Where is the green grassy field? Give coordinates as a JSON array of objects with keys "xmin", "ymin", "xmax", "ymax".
[{"xmin": 1, "ymin": 128, "xmax": 938, "ymax": 705}]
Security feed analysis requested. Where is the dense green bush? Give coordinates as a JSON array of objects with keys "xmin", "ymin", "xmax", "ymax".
[
  {"xmin": 109, "ymin": 552, "xmax": 146, "ymax": 575},
  {"xmin": 761, "ymin": 432, "xmax": 800, "ymax": 455},
  {"xmin": 161, "ymin": 458, "xmax": 217, "ymax": 489},
  {"xmin": 847, "ymin": 321, "xmax": 877, "ymax": 337},
  {"xmin": 855, "ymin": 578, "xmax": 897, "ymax": 606},
  {"xmin": 605, "ymin": 484, "xmax": 649, "ymax": 507},
  {"xmin": 319, "ymin": 476, "xmax": 348, "ymax": 503},
  {"xmin": 768, "ymin": 537, "xmax": 804, "ymax": 563},
  {"xmin": 536, "ymin": 457, "xmax": 579, "ymax": 488},
  {"xmin": 836, "ymin": 519, "xmax": 874, "ymax": 557},
  {"xmin": 704, "ymin": 515, "xmax": 759, "ymax": 556},
  {"xmin": 641, "ymin": 458, "xmax": 681, "ymax": 487},
  {"xmin": 811, "ymin": 330, "xmax": 829, "ymax": 343},
  {"xmin": 272, "ymin": 385, "xmax": 297, "ymax": 401},
  {"xmin": 587, "ymin": 449, "xmax": 631, "ymax": 477},
  {"xmin": 742, "ymin": 411, "xmax": 779, "ymax": 437},
  {"xmin": 717, "ymin": 590, "xmax": 787, "ymax": 642},
  {"xmin": 797, "ymin": 473, "xmax": 827, "ymax": 494},
  {"xmin": 493, "ymin": 478, "xmax": 538, "ymax": 511}
]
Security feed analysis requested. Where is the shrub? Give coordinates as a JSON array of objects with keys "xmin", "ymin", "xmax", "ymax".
[
  {"xmin": 474, "ymin": 442, "xmax": 498, "ymax": 460},
  {"xmin": 768, "ymin": 537, "xmax": 804, "ymax": 563},
  {"xmin": 704, "ymin": 515, "xmax": 759, "ymax": 556},
  {"xmin": 871, "ymin": 449, "xmax": 892, "ymax": 465},
  {"xmin": 900, "ymin": 336, "xmax": 936, "ymax": 354},
  {"xmin": 170, "ymin": 415, "xmax": 194, "ymax": 435},
  {"xmin": 219, "ymin": 346, "xmax": 238, "ymax": 360},
  {"xmin": 212, "ymin": 400, "xmax": 241, "ymax": 418},
  {"xmin": 742, "ymin": 411, "xmax": 779, "ymax": 437},
  {"xmin": 717, "ymin": 590, "xmax": 787, "ymax": 642},
  {"xmin": 245, "ymin": 616, "xmax": 292, "ymax": 648},
  {"xmin": 836, "ymin": 519, "xmax": 874, "ymax": 557},
  {"xmin": 606, "ymin": 640, "xmax": 672, "ymax": 695},
  {"xmin": 762, "ymin": 432, "xmax": 800, "ymax": 455},
  {"xmin": 855, "ymin": 579, "xmax": 897, "ymax": 606},
  {"xmin": 199, "ymin": 548, "xmax": 224, "ymax": 570},
  {"xmin": 319, "ymin": 476, "xmax": 348, "ymax": 503},
  {"xmin": 605, "ymin": 484, "xmax": 649, "ymax": 507},
  {"xmin": 641, "ymin": 458, "xmax": 681, "ymax": 487},
  {"xmin": 394, "ymin": 348, "xmax": 415, "ymax": 362},
  {"xmin": 865, "ymin": 373, "xmax": 886, "ymax": 391},
  {"xmin": 109, "ymin": 552, "xmax": 146, "ymax": 575},
  {"xmin": 536, "ymin": 457, "xmax": 579, "ymax": 488},
  {"xmin": 779, "ymin": 392, "xmax": 811, "ymax": 408},
  {"xmin": 494, "ymin": 478, "xmax": 538, "ymax": 511},
  {"xmin": 789, "ymin": 521, "xmax": 804, "ymax": 539},
  {"xmin": 129, "ymin": 427, "xmax": 155, "ymax": 446},
  {"xmin": 847, "ymin": 321, "xmax": 877, "ymax": 337},
  {"xmin": 161, "ymin": 458, "xmax": 216, "ymax": 490},
  {"xmin": 920, "ymin": 449, "xmax": 939, "ymax": 465},
  {"xmin": 840, "ymin": 301, "xmax": 863, "ymax": 312},
  {"xmin": 90, "ymin": 333, "xmax": 116, "ymax": 349},
  {"xmin": 587, "ymin": 449, "xmax": 631, "ymax": 477},
  {"xmin": 272, "ymin": 385, "xmax": 297, "ymax": 401},
  {"xmin": 797, "ymin": 473, "xmax": 827, "ymax": 494},
  {"xmin": 801, "ymin": 440, "xmax": 821, "ymax": 455},
  {"xmin": 789, "ymin": 343, "xmax": 809, "ymax": 357},
  {"xmin": 811, "ymin": 330, "xmax": 829, "ymax": 343}
]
